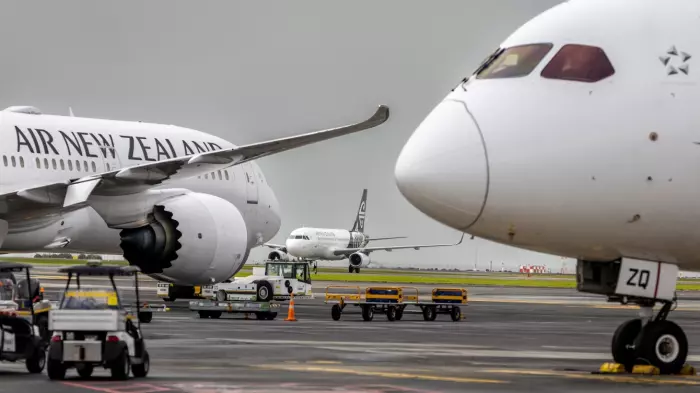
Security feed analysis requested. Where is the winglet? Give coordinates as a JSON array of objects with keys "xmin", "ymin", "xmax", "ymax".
[{"xmin": 69, "ymin": 107, "xmax": 75, "ymax": 117}]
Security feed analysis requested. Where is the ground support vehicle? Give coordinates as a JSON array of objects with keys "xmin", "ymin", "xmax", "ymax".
[
  {"xmin": 324, "ymin": 286, "xmax": 467, "ymax": 322},
  {"xmin": 0, "ymin": 261, "xmax": 49, "ymax": 374},
  {"xmin": 189, "ymin": 296, "xmax": 280, "ymax": 320},
  {"xmin": 134, "ymin": 302, "xmax": 169, "ymax": 324},
  {"xmin": 47, "ymin": 265, "xmax": 150, "ymax": 380},
  {"xmin": 212, "ymin": 262, "xmax": 314, "ymax": 302}
]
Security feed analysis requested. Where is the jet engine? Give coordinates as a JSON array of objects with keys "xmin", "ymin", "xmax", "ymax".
[
  {"xmin": 119, "ymin": 192, "xmax": 249, "ymax": 285},
  {"xmin": 348, "ymin": 252, "xmax": 370, "ymax": 273},
  {"xmin": 267, "ymin": 250, "xmax": 291, "ymax": 261}
]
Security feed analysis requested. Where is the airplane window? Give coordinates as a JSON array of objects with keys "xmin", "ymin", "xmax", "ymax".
[
  {"xmin": 76, "ymin": 160, "xmax": 81, "ymax": 171},
  {"xmin": 541, "ymin": 44, "xmax": 615, "ymax": 83},
  {"xmin": 211, "ymin": 172, "xmax": 215, "ymax": 181},
  {"xmin": 476, "ymin": 43, "xmax": 553, "ymax": 79},
  {"xmin": 52, "ymin": 159, "xmax": 57, "ymax": 170},
  {"xmin": 60, "ymin": 159, "xmax": 65, "ymax": 170},
  {"xmin": 295, "ymin": 235, "xmax": 303, "ymax": 239},
  {"xmin": 2, "ymin": 156, "xmax": 6, "ymax": 167},
  {"xmin": 19, "ymin": 157, "xmax": 24, "ymax": 168},
  {"xmin": 106, "ymin": 163, "xmax": 110, "ymax": 171},
  {"xmin": 224, "ymin": 170, "xmax": 230, "ymax": 181},
  {"xmin": 68, "ymin": 160, "xmax": 73, "ymax": 171},
  {"xmin": 217, "ymin": 170, "xmax": 222, "ymax": 180},
  {"xmin": 44, "ymin": 158, "xmax": 49, "ymax": 169},
  {"xmin": 35, "ymin": 157, "xmax": 40, "ymax": 168},
  {"xmin": 91, "ymin": 162, "xmax": 97, "ymax": 172},
  {"xmin": 84, "ymin": 161, "xmax": 88, "ymax": 172},
  {"xmin": 11, "ymin": 156, "xmax": 16, "ymax": 167}
]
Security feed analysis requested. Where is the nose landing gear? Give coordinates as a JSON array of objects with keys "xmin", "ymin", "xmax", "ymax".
[{"xmin": 611, "ymin": 299, "xmax": 688, "ymax": 375}]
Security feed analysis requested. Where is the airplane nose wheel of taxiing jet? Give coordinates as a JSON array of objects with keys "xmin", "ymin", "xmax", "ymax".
[{"xmin": 611, "ymin": 301, "xmax": 688, "ymax": 375}]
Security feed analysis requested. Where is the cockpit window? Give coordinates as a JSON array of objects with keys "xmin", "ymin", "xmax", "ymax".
[
  {"xmin": 476, "ymin": 43, "xmax": 553, "ymax": 79},
  {"xmin": 540, "ymin": 44, "xmax": 615, "ymax": 82}
]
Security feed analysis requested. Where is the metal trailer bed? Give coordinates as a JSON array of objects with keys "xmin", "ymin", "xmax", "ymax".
[
  {"xmin": 324, "ymin": 285, "xmax": 467, "ymax": 322},
  {"xmin": 189, "ymin": 298, "xmax": 280, "ymax": 320}
]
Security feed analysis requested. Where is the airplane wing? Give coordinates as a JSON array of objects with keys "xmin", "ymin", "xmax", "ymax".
[
  {"xmin": 333, "ymin": 233, "xmax": 465, "ymax": 255},
  {"xmin": 367, "ymin": 236, "xmax": 407, "ymax": 241},
  {"xmin": 263, "ymin": 243, "xmax": 286, "ymax": 249},
  {"xmin": 0, "ymin": 105, "xmax": 389, "ymax": 220}
]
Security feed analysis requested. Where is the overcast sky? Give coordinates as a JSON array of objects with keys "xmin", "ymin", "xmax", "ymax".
[{"xmin": 0, "ymin": 0, "xmax": 573, "ymax": 271}]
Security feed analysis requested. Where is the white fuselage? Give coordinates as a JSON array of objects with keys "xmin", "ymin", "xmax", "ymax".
[
  {"xmin": 285, "ymin": 227, "xmax": 367, "ymax": 260},
  {"xmin": 0, "ymin": 110, "xmax": 281, "ymax": 276},
  {"xmin": 395, "ymin": 0, "xmax": 700, "ymax": 270}
]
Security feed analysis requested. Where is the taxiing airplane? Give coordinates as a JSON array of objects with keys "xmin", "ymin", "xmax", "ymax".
[
  {"xmin": 265, "ymin": 188, "xmax": 464, "ymax": 273},
  {"xmin": 0, "ymin": 104, "xmax": 390, "ymax": 289},
  {"xmin": 394, "ymin": 0, "xmax": 699, "ymax": 375}
]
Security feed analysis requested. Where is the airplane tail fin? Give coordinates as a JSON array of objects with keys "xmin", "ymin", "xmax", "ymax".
[{"xmin": 350, "ymin": 189, "xmax": 368, "ymax": 233}]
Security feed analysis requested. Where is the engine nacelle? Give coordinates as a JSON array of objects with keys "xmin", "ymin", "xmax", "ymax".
[
  {"xmin": 349, "ymin": 252, "xmax": 370, "ymax": 268},
  {"xmin": 267, "ymin": 250, "xmax": 291, "ymax": 261},
  {"xmin": 119, "ymin": 192, "xmax": 249, "ymax": 285}
]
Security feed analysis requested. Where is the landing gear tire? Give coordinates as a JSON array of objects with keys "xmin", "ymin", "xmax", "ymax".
[
  {"xmin": 611, "ymin": 318, "xmax": 642, "ymax": 371},
  {"xmin": 636, "ymin": 320, "xmax": 688, "ymax": 375}
]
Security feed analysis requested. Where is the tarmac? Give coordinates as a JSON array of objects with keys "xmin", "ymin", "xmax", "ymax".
[{"xmin": 2, "ymin": 265, "xmax": 700, "ymax": 392}]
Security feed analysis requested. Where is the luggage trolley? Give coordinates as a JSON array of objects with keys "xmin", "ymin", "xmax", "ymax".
[
  {"xmin": 406, "ymin": 287, "xmax": 467, "ymax": 322},
  {"xmin": 325, "ymin": 285, "xmax": 407, "ymax": 321}
]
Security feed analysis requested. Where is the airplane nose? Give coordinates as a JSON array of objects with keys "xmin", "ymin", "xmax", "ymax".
[{"xmin": 394, "ymin": 100, "xmax": 488, "ymax": 230}]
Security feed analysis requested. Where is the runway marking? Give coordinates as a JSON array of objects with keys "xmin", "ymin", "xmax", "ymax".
[
  {"xmin": 483, "ymin": 368, "xmax": 700, "ymax": 386},
  {"xmin": 254, "ymin": 364, "xmax": 508, "ymax": 385},
  {"xmin": 61, "ymin": 381, "xmax": 174, "ymax": 393}
]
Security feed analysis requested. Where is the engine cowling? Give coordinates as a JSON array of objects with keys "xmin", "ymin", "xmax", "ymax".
[
  {"xmin": 268, "ymin": 250, "xmax": 291, "ymax": 261},
  {"xmin": 119, "ymin": 192, "xmax": 249, "ymax": 285},
  {"xmin": 349, "ymin": 252, "xmax": 370, "ymax": 268}
]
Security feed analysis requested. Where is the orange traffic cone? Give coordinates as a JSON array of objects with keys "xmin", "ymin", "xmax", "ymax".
[{"xmin": 285, "ymin": 293, "xmax": 297, "ymax": 321}]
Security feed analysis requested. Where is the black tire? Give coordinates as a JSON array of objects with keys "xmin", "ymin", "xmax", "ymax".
[
  {"xmin": 163, "ymin": 297, "xmax": 176, "ymax": 302},
  {"xmin": 47, "ymin": 358, "xmax": 66, "ymax": 380},
  {"xmin": 450, "ymin": 306, "xmax": 462, "ymax": 322},
  {"xmin": 395, "ymin": 307, "xmax": 403, "ymax": 321},
  {"xmin": 216, "ymin": 290, "xmax": 227, "ymax": 301},
  {"xmin": 26, "ymin": 346, "xmax": 46, "ymax": 373},
  {"xmin": 77, "ymin": 364, "xmax": 94, "ymax": 378},
  {"xmin": 611, "ymin": 318, "xmax": 642, "ymax": 371},
  {"xmin": 132, "ymin": 350, "xmax": 150, "ymax": 378},
  {"xmin": 36, "ymin": 314, "xmax": 50, "ymax": 342},
  {"xmin": 331, "ymin": 304, "xmax": 342, "ymax": 321},
  {"xmin": 348, "ymin": 265, "xmax": 353, "ymax": 273},
  {"xmin": 356, "ymin": 268, "xmax": 360, "ymax": 273},
  {"xmin": 423, "ymin": 306, "xmax": 437, "ymax": 321},
  {"xmin": 387, "ymin": 306, "xmax": 397, "ymax": 321},
  {"xmin": 198, "ymin": 311, "xmax": 209, "ymax": 319},
  {"xmin": 256, "ymin": 281, "xmax": 273, "ymax": 302},
  {"xmin": 636, "ymin": 320, "xmax": 688, "ymax": 375},
  {"xmin": 138, "ymin": 312, "xmax": 153, "ymax": 324},
  {"xmin": 209, "ymin": 311, "xmax": 222, "ymax": 319},
  {"xmin": 361, "ymin": 305, "xmax": 374, "ymax": 321},
  {"xmin": 110, "ymin": 349, "xmax": 130, "ymax": 380}
]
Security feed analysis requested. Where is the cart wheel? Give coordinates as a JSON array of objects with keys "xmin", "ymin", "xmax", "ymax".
[
  {"xmin": 47, "ymin": 358, "xmax": 66, "ymax": 380},
  {"xmin": 198, "ymin": 311, "xmax": 209, "ymax": 319},
  {"xmin": 423, "ymin": 306, "xmax": 437, "ymax": 321},
  {"xmin": 216, "ymin": 290, "xmax": 227, "ymax": 301},
  {"xmin": 450, "ymin": 306, "xmax": 462, "ymax": 322},
  {"xmin": 361, "ymin": 305, "xmax": 374, "ymax": 321},
  {"xmin": 386, "ymin": 306, "xmax": 397, "ymax": 321},
  {"xmin": 110, "ymin": 349, "xmax": 130, "ymax": 380},
  {"xmin": 395, "ymin": 307, "xmax": 404, "ymax": 321},
  {"xmin": 138, "ymin": 312, "xmax": 153, "ymax": 324},
  {"xmin": 26, "ymin": 345, "xmax": 46, "ymax": 373},
  {"xmin": 256, "ymin": 281, "xmax": 274, "ymax": 302},
  {"xmin": 36, "ymin": 314, "xmax": 50, "ymax": 342},
  {"xmin": 209, "ymin": 311, "xmax": 222, "ymax": 319},
  {"xmin": 77, "ymin": 364, "xmax": 94, "ymax": 378},
  {"xmin": 132, "ymin": 350, "xmax": 150, "ymax": 378},
  {"xmin": 331, "ymin": 304, "xmax": 342, "ymax": 321}
]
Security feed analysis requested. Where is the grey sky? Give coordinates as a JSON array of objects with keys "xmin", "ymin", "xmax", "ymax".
[{"xmin": 0, "ymin": 0, "xmax": 571, "ymax": 271}]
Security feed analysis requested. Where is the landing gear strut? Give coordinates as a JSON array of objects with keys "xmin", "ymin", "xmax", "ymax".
[{"xmin": 611, "ymin": 298, "xmax": 688, "ymax": 374}]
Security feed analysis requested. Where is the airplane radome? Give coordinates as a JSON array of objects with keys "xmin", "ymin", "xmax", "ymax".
[
  {"xmin": 0, "ymin": 104, "xmax": 389, "ymax": 285},
  {"xmin": 395, "ymin": 0, "xmax": 699, "ymax": 375}
]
